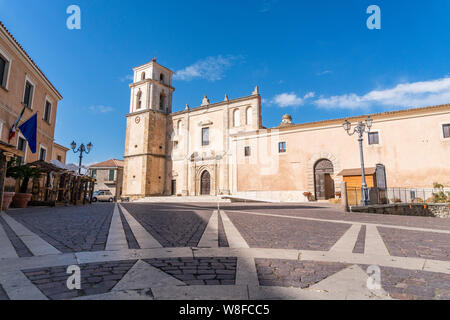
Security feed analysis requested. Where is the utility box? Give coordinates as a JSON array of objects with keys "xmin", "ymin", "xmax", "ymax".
[{"xmin": 338, "ymin": 164, "xmax": 387, "ymax": 205}]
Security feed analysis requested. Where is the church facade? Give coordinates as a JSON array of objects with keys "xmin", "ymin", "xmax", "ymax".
[{"xmin": 122, "ymin": 59, "xmax": 450, "ymax": 201}]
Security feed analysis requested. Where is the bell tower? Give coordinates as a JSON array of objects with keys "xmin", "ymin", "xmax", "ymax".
[{"xmin": 122, "ymin": 58, "xmax": 175, "ymax": 199}]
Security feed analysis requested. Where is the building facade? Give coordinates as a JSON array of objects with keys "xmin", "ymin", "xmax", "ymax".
[
  {"xmin": 123, "ymin": 59, "xmax": 450, "ymax": 201},
  {"xmin": 51, "ymin": 143, "xmax": 69, "ymax": 164},
  {"xmin": 89, "ymin": 159, "xmax": 124, "ymax": 199},
  {"xmin": 0, "ymin": 22, "xmax": 63, "ymax": 165}
]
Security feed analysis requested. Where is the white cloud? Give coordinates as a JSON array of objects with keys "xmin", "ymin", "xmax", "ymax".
[
  {"xmin": 317, "ymin": 70, "xmax": 332, "ymax": 76},
  {"xmin": 120, "ymin": 74, "xmax": 134, "ymax": 82},
  {"xmin": 314, "ymin": 77, "xmax": 450, "ymax": 110},
  {"xmin": 174, "ymin": 55, "xmax": 242, "ymax": 82},
  {"xmin": 89, "ymin": 105, "xmax": 114, "ymax": 113},
  {"xmin": 271, "ymin": 92, "xmax": 315, "ymax": 107},
  {"xmin": 304, "ymin": 91, "xmax": 315, "ymax": 99},
  {"xmin": 260, "ymin": 0, "xmax": 277, "ymax": 13}
]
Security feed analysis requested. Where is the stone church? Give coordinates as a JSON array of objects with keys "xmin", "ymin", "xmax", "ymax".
[{"xmin": 122, "ymin": 59, "xmax": 450, "ymax": 201}]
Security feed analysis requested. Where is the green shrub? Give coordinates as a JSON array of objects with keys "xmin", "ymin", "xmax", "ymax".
[{"xmin": 432, "ymin": 182, "xmax": 450, "ymax": 203}]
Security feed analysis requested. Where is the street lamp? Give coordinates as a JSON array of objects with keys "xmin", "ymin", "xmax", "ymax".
[
  {"xmin": 342, "ymin": 116, "xmax": 373, "ymax": 206},
  {"xmin": 71, "ymin": 141, "xmax": 93, "ymax": 174}
]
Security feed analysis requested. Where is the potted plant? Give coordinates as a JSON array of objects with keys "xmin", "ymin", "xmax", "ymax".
[
  {"xmin": 303, "ymin": 192, "xmax": 313, "ymax": 201},
  {"xmin": 2, "ymin": 187, "xmax": 15, "ymax": 211},
  {"xmin": 6, "ymin": 159, "xmax": 42, "ymax": 208}
]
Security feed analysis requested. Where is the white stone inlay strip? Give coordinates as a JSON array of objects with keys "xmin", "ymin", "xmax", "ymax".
[
  {"xmin": 329, "ymin": 224, "xmax": 362, "ymax": 253},
  {"xmin": 0, "ymin": 270, "xmax": 48, "ymax": 300},
  {"xmin": 0, "ymin": 218, "xmax": 18, "ymax": 259},
  {"xmin": 197, "ymin": 210, "xmax": 219, "ymax": 248},
  {"xmin": 219, "ymin": 210, "xmax": 249, "ymax": 249},
  {"xmin": 113, "ymin": 260, "xmax": 184, "ymax": 291},
  {"xmin": 236, "ymin": 255, "xmax": 259, "ymax": 286},
  {"xmin": 119, "ymin": 204, "xmax": 162, "ymax": 249},
  {"xmin": 152, "ymin": 285, "xmax": 249, "ymax": 300},
  {"xmin": 230, "ymin": 210, "xmax": 450, "ymax": 234},
  {"xmin": 365, "ymin": 225, "xmax": 390, "ymax": 256},
  {"xmin": 308, "ymin": 265, "xmax": 391, "ymax": 300},
  {"xmin": 105, "ymin": 204, "xmax": 128, "ymax": 251},
  {"xmin": 0, "ymin": 212, "xmax": 60, "ymax": 256}
]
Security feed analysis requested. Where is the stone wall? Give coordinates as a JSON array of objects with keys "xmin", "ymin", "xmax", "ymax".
[{"xmin": 350, "ymin": 203, "xmax": 450, "ymax": 218}]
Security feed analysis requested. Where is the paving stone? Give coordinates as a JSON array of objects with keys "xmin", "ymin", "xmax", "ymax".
[
  {"xmin": 122, "ymin": 203, "xmax": 212, "ymax": 247},
  {"xmin": 360, "ymin": 264, "xmax": 450, "ymax": 300},
  {"xmin": 0, "ymin": 284, "xmax": 9, "ymax": 300},
  {"xmin": 378, "ymin": 227, "xmax": 450, "ymax": 261},
  {"xmin": 0, "ymin": 215, "xmax": 33, "ymax": 257},
  {"xmin": 255, "ymin": 259, "xmax": 350, "ymax": 288},
  {"xmin": 6, "ymin": 202, "xmax": 450, "ymax": 300},
  {"xmin": 143, "ymin": 257, "xmax": 237, "ymax": 286},
  {"xmin": 226, "ymin": 212, "xmax": 351, "ymax": 251},
  {"xmin": 221, "ymin": 203, "xmax": 450, "ymax": 231},
  {"xmin": 352, "ymin": 225, "xmax": 366, "ymax": 254},
  {"xmin": 217, "ymin": 212, "xmax": 229, "ymax": 247},
  {"xmin": 118, "ymin": 205, "xmax": 140, "ymax": 249},
  {"xmin": 7, "ymin": 203, "xmax": 115, "ymax": 253},
  {"xmin": 22, "ymin": 259, "xmax": 137, "ymax": 300}
]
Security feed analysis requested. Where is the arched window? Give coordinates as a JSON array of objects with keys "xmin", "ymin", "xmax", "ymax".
[
  {"xmin": 141, "ymin": 72, "xmax": 146, "ymax": 80},
  {"xmin": 160, "ymin": 93, "xmax": 165, "ymax": 110},
  {"xmin": 246, "ymin": 107, "xmax": 252, "ymax": 125},
  {"xmin": 136, "ymin": 90, "xmax": 142, "ymax": 110},
  {"xmin": 177, "ymin": 120, "xmax": 182, "ymax": 135},
  {"xmin": 160, "ymin": 73, "xmax": 164, "ymax": 83},
  {"xmin": 233, "ymin": 109, "xmax": 240, "ymax": 127}
]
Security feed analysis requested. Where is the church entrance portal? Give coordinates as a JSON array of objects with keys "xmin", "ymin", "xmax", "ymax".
[
  {"xmin": 314, "ymin": 159, "xmax": 335, "ymax": 200},
  {"xmin": 200, "ymin": 171, "xmax": 211, "ymax": 195}
]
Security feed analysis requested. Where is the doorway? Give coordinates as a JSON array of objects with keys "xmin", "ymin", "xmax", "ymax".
[
  {"xmin": 314, "ymin": 159, "xmax": 335, "ymax": 200},
  {"xmin": 200, "ymin": 171, "xmax": 211, "ymax": 195},
  {"xmin": 171, "ymin": 180, "xmax": 176, "ymax": 196}
]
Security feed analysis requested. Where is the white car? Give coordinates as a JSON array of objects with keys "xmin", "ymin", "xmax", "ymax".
[{"xmin": 92, "ymin": 190, "xmax": 115, "ymax": 202}]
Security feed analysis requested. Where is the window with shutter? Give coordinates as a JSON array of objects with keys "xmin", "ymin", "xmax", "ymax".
[
  {"xmin": 443, "ymin": 124, "xmax": 450, "ymax": 139},
  {"xmin": 23, "ymin": 81, "xmax": 34, "ymax": 108},
  {"xmin": 44, "ymin": 101, "xmax": 52, "ymax": 123},
  {"xmin": 368, "ymin": 132, "xmax": 379, "ymax": 145}
]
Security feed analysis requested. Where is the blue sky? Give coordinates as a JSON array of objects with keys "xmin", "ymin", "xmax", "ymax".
[{"xmin": 1, "ymin": 0, "xmax": 450, "ymax": 165}]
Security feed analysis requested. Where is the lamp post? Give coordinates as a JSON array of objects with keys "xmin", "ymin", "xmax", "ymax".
[
  {"xmin": 71, "ymin": 141, "xmax": 93, "ymax": 174},
  {"xmin": 342, "ymin": 116, "xmax": 373, "ymax": 206}
]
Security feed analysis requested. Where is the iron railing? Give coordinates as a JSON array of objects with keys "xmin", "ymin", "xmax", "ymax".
[{"xmin": 346, "ymin": 187, "xmax": 450, "ymax": 206}]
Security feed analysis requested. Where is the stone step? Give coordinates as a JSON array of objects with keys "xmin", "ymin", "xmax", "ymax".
[{"xmin": 132, "ymin": 196, "xmax": 231, "ymax": 203}]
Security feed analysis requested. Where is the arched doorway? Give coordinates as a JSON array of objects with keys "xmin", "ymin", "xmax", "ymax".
[
  {"xmin": 200, "ymin": 171, "xmax": 211, "ymax": 195},
  {"xmin": 314, "ymin": 159, "xmax": 335, "ymax": 200}
]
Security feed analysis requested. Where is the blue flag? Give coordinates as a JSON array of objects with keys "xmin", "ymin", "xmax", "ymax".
[{"xmin": 19, "ymin": 113, "xmax": 37, "ymax": 154}]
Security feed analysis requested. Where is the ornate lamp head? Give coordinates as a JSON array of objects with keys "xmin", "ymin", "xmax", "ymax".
[
  {"xmin": 365, "ymin": 116, "xmax": 373, "ymax": 129},
  {"xmin": 342, "ymin": 120, "xmax": 351, "ymax": 132}
]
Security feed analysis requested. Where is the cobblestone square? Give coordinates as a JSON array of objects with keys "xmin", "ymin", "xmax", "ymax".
[{"xmin": 0, "ymin": 202, "xmax": 449, "ymax": 300}]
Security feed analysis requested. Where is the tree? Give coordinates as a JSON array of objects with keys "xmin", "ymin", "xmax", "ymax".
[{"xmin": 6, "ymin": 158, "xmax": 42, "ymax": 194}]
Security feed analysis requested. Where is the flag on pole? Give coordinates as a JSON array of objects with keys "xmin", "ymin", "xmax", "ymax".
[
  {"xmin": 18, "ymin": 113, "xmax": 37, "ymax": 153},
  {"xmin": 8, "ymin": 104, "xmax": 27, "ymax": 143}
]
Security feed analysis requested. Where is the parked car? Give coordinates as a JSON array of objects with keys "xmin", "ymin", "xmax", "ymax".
[{"xmin": 92, "ymin": 190, "xmax": 115, "ymax": 202}]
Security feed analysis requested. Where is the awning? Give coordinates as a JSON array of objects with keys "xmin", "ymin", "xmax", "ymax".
[
  {"xmin": 0, "ymin": 140, "xmax": 24, "ymax": 158},
  {"xmin": 27, "ymin": 160, "xmax": 65, "ymax": 173},
  {"xmin": 338, "ymin": 167, "xmax": 377, "ymax": 176}
]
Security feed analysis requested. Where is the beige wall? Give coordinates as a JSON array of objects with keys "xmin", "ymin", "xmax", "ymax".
[
  {"xmin": 233, "ymin": 107, "xmax": 450, "ymax": 197},
  {"xmin": 52, "ymin": 143, "xmax": 68, "ymax": 164},
  {"xmin": 167, "ymin": 94, "xmax": 261, "ymax": 196},
  {"xmin": 123, "ymin": 109, "xmax": 167, "ymax": 197},
  {"xmin": 0, "ymin": 25, "xmax": 61, "ymax": 164},
  {"xmin": 90, "ymin": 167, "xmax": 123, "ymax": 199}
]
